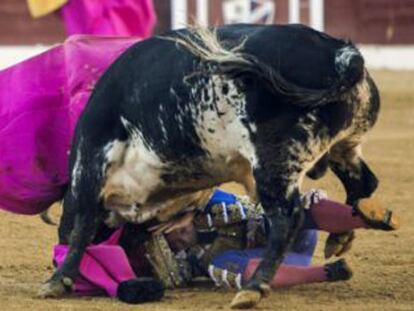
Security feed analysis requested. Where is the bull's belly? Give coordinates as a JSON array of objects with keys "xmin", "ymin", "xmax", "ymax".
[{"xmin": 100, "ymin": 137, "xmax": 257, "ymax": 226}]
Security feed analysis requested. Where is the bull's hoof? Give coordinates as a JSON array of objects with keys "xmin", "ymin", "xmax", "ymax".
[
  {"xmin": 325, "ymin": 259, "xmax": 353, "ymax": 282},
  {"xmin": 356, "ymin": 198, "xmax": 400, "ymax": 231},
  {"xmin": 230, "ymin": 290, "xmax": 262, "ymax": 309},
  {"xmin": 37, "ymin": 277, "xmax": 73, "ymax": 298},
  {"xmin": 324, "ymin": 231, "xmax": 355, "ymax": 259}
]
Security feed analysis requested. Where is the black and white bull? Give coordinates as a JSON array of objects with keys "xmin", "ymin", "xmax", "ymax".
[{"xmin": 41, "ymin": 24, "xmax": 380, "ymax": 307}]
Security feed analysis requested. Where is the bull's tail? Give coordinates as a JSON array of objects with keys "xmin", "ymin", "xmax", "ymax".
[
  {"xmin": 334, "ymin": 45, "xmax": 365, "ymax": 90},
  {"xmin": 166, "ymin": 26, "xmax": 364, "ymax": 107}
]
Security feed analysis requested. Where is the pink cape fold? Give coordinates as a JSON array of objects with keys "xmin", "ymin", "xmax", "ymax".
[
  {"xmin": 54, "ymin": 228, "xmax": 137, "ymax": 297},
  {"xmin": 60, "ymin": 0, "xmax": 156, "ymax": 37},
  {"xmin": 0, "ymin": 35, "xmax": 140, "ymax": 214}
]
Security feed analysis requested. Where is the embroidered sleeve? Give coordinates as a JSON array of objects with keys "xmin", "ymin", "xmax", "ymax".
[{"xmin": 193, "ymin": 199, "xmax": 250, "ymax": 229}]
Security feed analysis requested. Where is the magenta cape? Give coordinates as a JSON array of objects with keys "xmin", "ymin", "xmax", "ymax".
[
  {"xmin": 0, "ymin": 36, "xmax": 139, "ymax": 215},
  {"xmin": 60, "ymin": 0, "xmax": 156, "ymax": 37},
  {"xmin": 54, "ymin": 228, "xmax": 138, "ymax": 297}
]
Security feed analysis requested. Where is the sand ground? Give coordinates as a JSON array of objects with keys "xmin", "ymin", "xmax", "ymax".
[{"xmin": 0, "ymin": 70, "xmax": 413, "ymax": 310}]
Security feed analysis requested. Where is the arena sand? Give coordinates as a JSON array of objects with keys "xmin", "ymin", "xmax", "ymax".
[{"xmin": 0, "ymin": 71, "xmax": 413, "ymax": 311}]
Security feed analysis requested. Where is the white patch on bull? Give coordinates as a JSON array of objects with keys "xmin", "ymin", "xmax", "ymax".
[
  {"xmin": 158, "ymin": 116, "xmax": 168, "ymax": 141},
  {"xmin": 166, "ymin": 26, "xmax": 258, "ymax": 171},
  {"xmin": 335, "ymin": 45, "xmax": 361, "ymax": 75},
  {"xmin": 116, "ymin": 203, "xmax": 158, "ymax": 224},
  {"xmin": 102, "ymin": 139, "xmax": 126, "ymax": 176},
  {"xmin": 194, "ymin": 75, "xmax": 258, "ymax": 190},
  {"xmin": 102, "ymin": 117, "xmax": 165, "ymax": 212},
  {"xmin": 71, "ymin": 146, "xmax": 82, "ymax": 197},
  {"xmin": 249, "ymin": 122, "xmax": 257, "ymax": 133}
]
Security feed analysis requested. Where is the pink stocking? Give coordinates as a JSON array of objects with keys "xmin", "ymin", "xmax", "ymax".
[{"xmin": 310, "ymin": 199, "xmax": 369, "ymax": 233}]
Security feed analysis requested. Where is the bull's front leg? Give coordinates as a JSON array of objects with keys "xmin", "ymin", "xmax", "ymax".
[
  {"xmin": 325, "ymin": 141, "xmax": 379, "ymax": 258},
  {"xmin": 231, "ymin": 162, "xmax": 304, "ymax": 308},
  {"xmin": 39, "ymin": 191, "xmax": 102, "ymax": 297},
  {"xmin": 58, "ymin": 190, "xmax": 78, "ymax": 245},
  {"xmin": 39, "ymin": 147, "xmax": 103, "ymax": 298}
]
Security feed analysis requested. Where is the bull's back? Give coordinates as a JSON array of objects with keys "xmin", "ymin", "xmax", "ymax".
[{"xmin": 75, "ymin": 24, "xmax": 354, "ymax": 157}]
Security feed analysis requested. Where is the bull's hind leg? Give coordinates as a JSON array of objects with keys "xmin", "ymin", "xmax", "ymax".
[
  {"xmin": 231, "ymin": 160, "xmax": 305, "ymax": 308},
  {"xmin": 39, "ymin": 146, "xmax": 104, "ymax": 298},
  {"xmin": 324, "ymin": 141, "xmax": 379, "ymax": 258},
  {"xmin": 306, "ymin": 153, "xmax": 329, "ymax": 180},
  {"xmin": 330, "ymin": 141, "xmax": 378, "ymax": 205}
]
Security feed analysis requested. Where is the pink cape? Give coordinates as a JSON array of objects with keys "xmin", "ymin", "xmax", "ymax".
[
  {"xmin": 60, "ymin": 0, "xmax": 157, "ymax": 37},
  {"xmin": 54, "ymin": 228, "xmax": 138, "ymax": 297},
  {"xmin": 0, "ymin": 36, "xmax": 140, "ymax": 215}
]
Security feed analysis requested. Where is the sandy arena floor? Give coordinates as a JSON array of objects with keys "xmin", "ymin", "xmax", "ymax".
[{"xmin": 0, "ymin": 71, "xmax": 413, "ymax": 310}]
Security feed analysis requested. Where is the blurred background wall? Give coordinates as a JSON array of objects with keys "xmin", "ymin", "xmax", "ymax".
[{"xmin": 1, "ymin": 0, "xmax": 414, "ymax": 69}]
